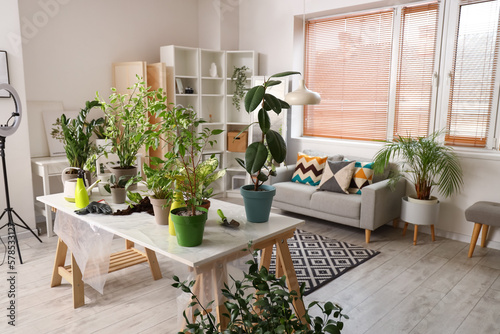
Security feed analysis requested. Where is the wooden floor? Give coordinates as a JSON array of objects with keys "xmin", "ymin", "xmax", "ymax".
[{"xmin": 1, "ymin": 200, "xmax": 499, "ymax": 334}]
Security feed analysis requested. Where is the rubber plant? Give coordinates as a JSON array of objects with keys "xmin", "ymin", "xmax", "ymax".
[
  {"xmin": 173, "ymin": 244, "xmax": 348, "ymax": 334},
  {"xmin": 51, "ymin": 100, "xmax": 104, "ymax": 173},
  {"xmin": 372, "ymin": 131, "xmax": 464, "ymax": 200},
  {"xmin": 236, "ymin": 71, "xmax": 300, "ymax": 191}
]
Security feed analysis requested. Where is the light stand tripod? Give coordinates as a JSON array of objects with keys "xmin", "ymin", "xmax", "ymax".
[{"xmin": 0, "ymin": 136, "xmax": 42, "ymax": 264}]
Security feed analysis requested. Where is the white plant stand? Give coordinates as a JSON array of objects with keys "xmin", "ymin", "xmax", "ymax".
[{"xmin": 400, "ymin": 196, "xmax": 440, "ymax": 245}]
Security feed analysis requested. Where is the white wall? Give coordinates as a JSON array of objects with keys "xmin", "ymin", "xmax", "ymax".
[
  {"xmin": 0, "ymin": 0, "xmax": 36, "ymax": 235},
  {"xmin": 239, "ymin": 0, "xmax": 500, "ymax": 248}
]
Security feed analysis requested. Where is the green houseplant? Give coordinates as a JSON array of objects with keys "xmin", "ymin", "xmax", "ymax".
[
  {"xmin": 236, "ymin": 71, "xmax": 300, "ymax": 222},
  {"xmin": 154, "ymin": 104, "xmax": 223, "ymax": 246},
  {"xmin": 231, "ymin": 65, "xmax": 249, "ymax": 112},
  {"xmin": 96, "ymin": 77, "xmax": 166, "ymax": 188},
  {"xmin": 104, "ymin": 174, "xmax": 136, "ymax": 204},
  {"xmin": 51, "ymin": 100, "xmax": 104, "ymax": 181},
  {"xmin": 372, "ymin": 131, "xmax": 464, "ymax": 240},
  {"xmin": 173, "ymin": 245, "xmax": 348, "ymax": 333},
  {"xmin": 187, "ymin": 156, "xmax": 226, "ymax": 209}
]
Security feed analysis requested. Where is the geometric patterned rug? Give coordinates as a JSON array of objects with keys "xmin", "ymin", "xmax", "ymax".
[{"xmin": 267, "ymin": 229, "xmax": 380, "ymax": 296}]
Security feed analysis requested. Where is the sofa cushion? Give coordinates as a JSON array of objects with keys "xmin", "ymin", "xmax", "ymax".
[
  {"xmin": 274, "ymin": 181, "xmax": 318, "ymax": 207},
  {"xmin": 291, "ymin": 152, "xmax": 327, "ymax": 186},
  {"xmin": 317, "ymin": 161, "xmax": 356, "ymax": 194},
  {"xmin": 347, "ymin": 161, "xmax": 374, "ymax": 194},
  {"xmin": 304, "ymin": 149, "xmax": 344, "ymax": 162},
  {"xmin": 310, "ymin": 190, "xmax": 362, "ymax": 220}
]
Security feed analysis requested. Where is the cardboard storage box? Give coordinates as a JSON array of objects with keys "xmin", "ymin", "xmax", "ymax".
[{"xmin": 227, "ymin": 131, "xmax": 248, "ymax": 152}]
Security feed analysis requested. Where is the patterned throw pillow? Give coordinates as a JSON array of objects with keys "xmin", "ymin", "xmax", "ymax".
[
  {"xmin": 348, "ymin": 161, "xmax": 375, "ymax": 195},
  {"xmin": 317, "ymin": 161, "xmax": 356, "ymax": 194},
  {"xmin": 292, "ymin": 152, "xmax": 328, "ymax": 186}
]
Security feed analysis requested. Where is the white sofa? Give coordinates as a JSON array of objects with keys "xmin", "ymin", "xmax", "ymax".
[{"xmin": 270, "ymin": 152, "xmax": 406, "ymax": 243}]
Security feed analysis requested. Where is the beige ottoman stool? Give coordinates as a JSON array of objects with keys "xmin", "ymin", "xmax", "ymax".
[{"xmin": 465, "ymin": 201, "xmax": 500, "ymax": 258}]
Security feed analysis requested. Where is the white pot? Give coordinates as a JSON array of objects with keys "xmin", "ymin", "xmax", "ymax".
[
  {"xmin": 401, "ymin": 196, "xmax": 440, "ymax": 225},
  {"xmin": 407, "ymin": 196, "xmax": 439, "ymax": 205}
]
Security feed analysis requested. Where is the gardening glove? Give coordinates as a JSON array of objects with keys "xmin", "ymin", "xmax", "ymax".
[{"xmin": 75, "ymin": 201, "xmax": 113, "ymax": 215}]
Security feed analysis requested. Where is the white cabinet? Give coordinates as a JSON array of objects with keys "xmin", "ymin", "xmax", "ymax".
[{"xmin": 160, "ymin": 46, "xmax": 258, "ymax": 197}]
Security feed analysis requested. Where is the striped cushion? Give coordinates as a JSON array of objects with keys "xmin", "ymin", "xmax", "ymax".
[{"xmin": 292, "ymin": 152, "xmax": 328, "ymax": 186}]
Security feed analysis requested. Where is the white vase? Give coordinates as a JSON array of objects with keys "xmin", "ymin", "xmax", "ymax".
[{"xmin": 209, "ymin": 62, "xmax": 217, "ymax": 78}]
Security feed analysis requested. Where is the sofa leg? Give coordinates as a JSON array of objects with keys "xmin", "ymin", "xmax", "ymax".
[{"xmin": 365, "ymin": 230, "xmax": 371, "ymax": 244}]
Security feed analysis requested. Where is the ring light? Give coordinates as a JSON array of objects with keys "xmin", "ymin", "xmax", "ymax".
[{"xmin": 0, "ymin": 83, "xmax": 22, "ymax": 137}]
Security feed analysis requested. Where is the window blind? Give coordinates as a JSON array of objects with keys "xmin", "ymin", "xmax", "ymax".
[
  {"xmin": 445, "ymin": 0, "xmax": 500, "ymax": 147},
  {"xmin": 303, "ymin": 10, "xmax": 394, "ymax": 141},
  {"xmin": 393, "ymin": 2, "xmax": 439, "ymax": 138}
]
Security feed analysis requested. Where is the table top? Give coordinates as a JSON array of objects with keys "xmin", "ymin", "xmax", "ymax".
[{"xmin": 37, "ymin": 193, "xmax": 304, "ymax": 268}]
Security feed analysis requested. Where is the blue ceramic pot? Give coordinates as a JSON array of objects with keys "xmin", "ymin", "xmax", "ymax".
[{"xmin": 240, "ymin": 184, "xmax": 276, "ymax": 223}]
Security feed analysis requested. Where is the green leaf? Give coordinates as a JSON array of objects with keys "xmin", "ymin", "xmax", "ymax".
[
  {"xmin": 265, "ymin": 80, "xmax": 282, "ymax": 87},
  {"xmin": 258, "ymin": 109, "xmax": 271, "ymax": 134},
  {"xmin": 270, "ymin": 71, "xmax": 301, "ymax": 78},
  {"xmin": 235, "ymin": 157, "xmax": 246, "ymax": 170},
  {"xmin": 245, "ymin": 85, "xmax": 265, "ymax": 113},
  {"xmin": 266, "ymin": 130, "xmax": 286, "ymax": 163},
  {"xmin": 245, "ymin": 142, "xmax": 268, "ymax": 174},
  {"xmin": 264, "ymin": 93, "xmax": 282, "ymax": 115}
]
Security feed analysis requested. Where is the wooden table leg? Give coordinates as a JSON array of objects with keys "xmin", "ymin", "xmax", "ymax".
[
  {"xmin": 51, "ymin": 237, "xmax": 68, "ymax": 287},
  {"xmin": 276, "ymin": 236, "xmax": 307, "ymax": 325},
  {"xmin": 71, "ymin": 254, "xmax": 85, "ymax": 308},
  {"xmin": 212, "ymin": 263, "xmax": 229, "ymax": 330},
  {"xmin": 260, "ymin": 245, "xmax": 273, "ymax": 270},
  {"xmin": 144, "ymin": 247, "xmax": 162, "ymax": 280}
]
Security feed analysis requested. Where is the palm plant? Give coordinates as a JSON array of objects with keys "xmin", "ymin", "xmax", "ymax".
[{"xmin": 372, "ymin": 131, "xmax": 464, "ymax": 200}]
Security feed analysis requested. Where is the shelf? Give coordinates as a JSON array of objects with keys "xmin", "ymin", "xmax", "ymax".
[
  {"xmin": 202, "ymin": 77, "xmax": 224, "ymax": 80},
  {"xmin": 226, "ymin": 167, "xmax": 245, "ymax": 172},
  {"xmin": 202, "ymin": 94, "xmax": 224, "ymax": 97}
]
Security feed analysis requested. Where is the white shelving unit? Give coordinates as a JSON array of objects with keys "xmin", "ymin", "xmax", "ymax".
[{"xmin": 160, "ymin": 46, "xmax": 258, "ymax": 197}]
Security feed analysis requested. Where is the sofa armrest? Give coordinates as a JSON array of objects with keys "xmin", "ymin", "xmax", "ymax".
[
  {"xmin": 360, "ymin": 178, "xmax": 407, "ymax": 231},
  {"xmin": 270, "ymin": 165, "xmax": 295, "ymax": 185}
]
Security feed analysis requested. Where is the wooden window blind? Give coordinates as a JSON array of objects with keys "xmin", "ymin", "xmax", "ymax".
[
  {"xmin": 394, "ymin": 2, "xmax": 439, "ymax": 138},
  {"xmin": 445, "ymin": 0, "xmax": 500, "ymax": 147},
  {"xmin": 303, "ymin": 10, "xmax": 394, "ymax": 141}
]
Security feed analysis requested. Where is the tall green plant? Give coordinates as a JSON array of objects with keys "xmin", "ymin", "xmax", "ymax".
[
  {"xmin": 236, "ymin": 71, "xmax": 300, "ymax": 191},
  {"xmin": 154, "ymin": 105, "xmax": 223, "ymax": 216},
  {"xmin": 96, "ymin": 77, "xmax": 166, "ymax": 168},
  {"xmin": 173, "ymin": 245, "xmax": 348, "ymax": 334},
  {"xmin": 372, "ymin": 131, "xmax": 464, "ymax": 200},
  {"xmin": 51, "ymin": 100, "xmax": 103, "ymax": 172}
]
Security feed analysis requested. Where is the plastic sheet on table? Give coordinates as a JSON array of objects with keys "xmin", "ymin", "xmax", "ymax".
[{"xmin": 54, "ymin": 211, "xmax": 114, "ymax": 294}]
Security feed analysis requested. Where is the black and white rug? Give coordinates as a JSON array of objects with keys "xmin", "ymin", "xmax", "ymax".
[{"xmin": 268, "ymin": 229, "xmax": 380, "ymax": 296}]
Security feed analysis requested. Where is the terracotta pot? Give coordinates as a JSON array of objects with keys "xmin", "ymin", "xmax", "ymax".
[
  {"xmin": 199, "ymin": 200, "xmax": 211, "ymax": 211},
  {"xmin": 150, "ymin": 197, "xmax": 171, "ymax": 225},
  {"xmin": 110, "ymin": 166, "xmax": 138, "ymax": 190}
]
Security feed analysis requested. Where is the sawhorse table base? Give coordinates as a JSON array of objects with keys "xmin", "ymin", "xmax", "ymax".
[{"xmin": 50, "ymin": 238, "xmax": 162, "ymax": 308}]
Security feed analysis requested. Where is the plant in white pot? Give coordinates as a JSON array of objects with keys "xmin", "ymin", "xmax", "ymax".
[
  {"xmin": 51, "ymin": 100, "xmax": 104, "ymax": 184},
  {"xmin": 96, "ymin": 77, "xmax": 166, "ymax": 190},
  {"xmin": 154, "ymin": 104, "xmax": 223, "ymax": 246},
  {"xmin": 372, "ymin": 131, "xmax": 464, "ymax": 243},
  {"xmin": 235, "ymin": 71, "xmax": 300, "ymax": 223}
]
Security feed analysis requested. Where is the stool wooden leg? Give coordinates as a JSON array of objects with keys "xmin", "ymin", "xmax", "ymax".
[
  {"xmin": 413, "ymin": 225, "xmax": 418, "ymax": 245},
  {"xmin": 430, "ymin": 225, "xmax": 435, "ymax": 242},
  {"xmin": 481, "ymin": 224, "xmax": 489, "ymax": 247},
  {"xmin": 402, "ymin": 222, "xmax": 409, "ymax": 236},
  {"xmin": 468, "ymin": 223, "xmax": 482, "ymax": 258}
]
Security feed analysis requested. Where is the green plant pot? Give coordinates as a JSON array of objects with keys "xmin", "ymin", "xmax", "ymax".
[
  {"xmin": 240, "ymin": 184, "xmax": 276, "ymax": 223},
  {"xmin": 170, "ymin": 207, "xmax": 208, "ymax": 247}
]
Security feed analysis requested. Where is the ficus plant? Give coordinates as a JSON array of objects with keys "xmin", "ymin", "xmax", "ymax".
[
  {"xmin": 51, "ymin": 100, "xmax": 104, "ymax": 173},
  {"xmin": 236, "ymin": 71, "xmax": 300, "ymax": 191},
  {"xmin": 173, "ymin": 244, "xmax": 348, "ymax": 334}
]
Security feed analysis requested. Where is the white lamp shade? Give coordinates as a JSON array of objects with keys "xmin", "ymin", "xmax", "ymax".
[{"xmin": 285, "ymin": 80, "xmax": 321, "ymax": 105}]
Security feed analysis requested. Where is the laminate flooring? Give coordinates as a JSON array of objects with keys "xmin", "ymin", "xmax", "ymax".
[{"xmin": 1, "ymin": 199, "xmax": 499, "ymax": 334}]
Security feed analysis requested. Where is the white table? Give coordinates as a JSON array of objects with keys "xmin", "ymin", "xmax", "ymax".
[
  {"xmin": 36, "ymin": 194, "xmax": 306, "ymax": 329},
  {"xmin": 31, "ymin": 156, "xmax": 69, "ymax": 238}
]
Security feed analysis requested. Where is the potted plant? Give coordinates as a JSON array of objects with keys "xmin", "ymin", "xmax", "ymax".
[
  {"xmin": 231, "ymin": 65, "xmax": 249, "ymax": 111},
  {"xmin": 154, "ymin": 104, "xmax": 223, "ymax": 246},
  {"xmin": 96, "ymin": 77, "xmax": 166, "ymax": 189},
  {"xmin": 236, "ymin": 71, "xmax": 300, "ymax": 223},
  {"xmin": 141, "ymin": 154, "xmax": 177, "ymax": 225},
  {"xmin": 104, "ymin": 174, "xmax": 137, "ymax": 204},
  {"xmin": 51, "ymin": 100, "xmax": 104, "ymax": 183},
  {"xmin": 173, "ymin": 245, "xmax": 348, "ymax": 333},
  {"xmin": 372, "ymin": 131, "xmax": 464, "ymax": 233}
]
